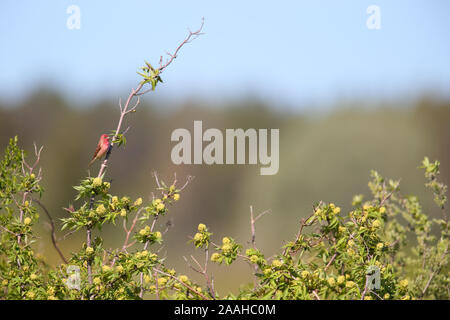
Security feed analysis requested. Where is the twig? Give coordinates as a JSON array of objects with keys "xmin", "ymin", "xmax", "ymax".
[
  {"xmin": 379, "ymin": 182, "xmax": 399, "ymax": 207},
  {"xmin": 33, "ymin": 198, "xmax": 68, "ymax": 263},
  {"xmin": 283, "ymin": 208, "xmax": 317, "ymax": 256},
  {"xmin": 122, "ymin": 208, "xmax": 143, "ymax": 250},
  {"xmin": 82, "ymin": 19, "xmax": 202, "ymax": 299},
  {"xmin": 361, "ymin": 274, "xmax": 370, "ymax": 300},
  {"xmin": 324, "ymin": 253, "xmax": 337, "ymax": 272},
  {"xmin": 421, "ymin": 246, "xmax": 448, "ymax": 297},
  {"xmin": 183, "ymin": 252, "xmax": 216, "ymax": 299},
  {"xmin": 0, "ymin": 225, "xmax": 19, "ymax": 236},
  {"xmin": 369, "ymin": 289, "xmax": 384, "ymax": 300},
  {"xmin": 154, "ymin": 269, "xmax": 160, "ymax": 300},
  {"xmin": 96, "ymin": 18, "xmax": 204, "ymax": 179},
  {"xmin": 16, "ymin": 143, "xmax": 44, "ymax": 268},
  {"xmin": 137, "ymin": 172, "xmax": 193, "ymax": 298},
  {"xmin": 153, "ymin": 268, "xmax": 211, "ymax": 300},
  {"xmin": 179, "ymin": 175, "xmax": 195, "ymax": 191},
  {"xmin": 250, "ymin": 206, "xmax": 271, "ymax": 249},
  {"xmin": 249, "ymin": 206, "xmax": 271, "ymax": 287},
  {"xmin": 63, "ymin": 229, "xmax": 77, "ymax": 240},
  {"xmin": 139, "ymin": 214, "xmax": 159, "ymax": 298},
  {"xmin": 159, "ymin": 18, "xmax": 204, "ymax": 72},
  {"xmin": 86, "ymin": 227, "xmax": 92, "ymax": 285},
  {"xmin": 312, "ymin": 290, "xmax": 321, "ymax": 300}
]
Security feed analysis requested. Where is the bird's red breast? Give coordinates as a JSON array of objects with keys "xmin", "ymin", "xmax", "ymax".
[{"xmin": 89, "ymin": 134, "xmax": 110, "ymax": 166}]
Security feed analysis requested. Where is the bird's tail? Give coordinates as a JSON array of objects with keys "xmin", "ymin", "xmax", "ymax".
[{"xmin": 88, "ymin": 157, "xmax": 96, "ymax": 167}]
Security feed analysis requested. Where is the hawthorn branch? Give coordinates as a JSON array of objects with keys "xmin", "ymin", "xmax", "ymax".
[
  {"xmin": 86, "ymin": 20, "xmax": 203, "ymax": 293},
  {"xmin": 122, "ymin": 208, "xmax": 143, "ymax": 251},
  {"xmin": 379, "ymin": 184, "xmax": 398, "ymax": 207},
  {"xmin": 283, "ymin": 205, "xmax": 318, "ymax": 256},
  {"xmin": 421, "ymin": 246, "xmax": 449, "ymax": 298},
  {"xmin": 159, "ymin": 18, "xmax": 205, "ymax": 72},
  {"xmin": 183, "ymin": 251, "xmax": 216, "ymax": 299},
  {"xmin": 139, "ymin": 173, "xmax": 193, "ymax": 298},
  {"xmin": 97, "ymin": 19, "xmax": 204, "ymax": 179},
  {"xmin": 324, "ymin": 252, "xmax": 337, "ymax": 272},
  {"xmin": 136, "ymin": 18, "xmax": 205, "ymax": 97},
  {"xmin": 33, "ymin": 198, "xmax": 68, "ymax": 264},
  {"xmin": 361, "ymin": 274, "xmax": 370, "ymax": 300},
  {"xmin": 312, "ymin": 290, "xmax": 321, "ymax": 300},
  {"xmin": 0, "ymin": 225, "xmax": 18, "ymax": 236},
  {"xmin": 153, "ymin": 269, "xmax": 160, "ymax": 300},
  {"xmin": 153, "ymin": 268, "xmax": 211, "ymax": 300},
  {"xmin": 370, "ymin": 290, "xmax": 384, "ymax": 300},
  {"xmin": 71, "ymin": 19, "xmax": 203, "ymax": 299},
  {"xmin": 16, "ymin": 143, "xmax": 44, "ymax": 268},
  {"xmin": 18, "ymin": 144, "xmax": 43, "ymax": 229},
  {"xmin": 248, "ymin": 206, "xmax": 271, "ymax": 287},
  {"xmin": 250, "ymin": 206, "xmax": 271, "ymax": 249},
  {"xmin": 139, "ymin": 176, "xmax": 163, "ymax": 298},
  {"xmin": 86, "ymin": 227, "xmax": 93, "ymax": 285}
]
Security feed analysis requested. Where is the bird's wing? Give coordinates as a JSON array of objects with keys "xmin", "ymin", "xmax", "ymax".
[{"xmin": 91, "ymin": 138, "xmax": 102, "ymax": 160}]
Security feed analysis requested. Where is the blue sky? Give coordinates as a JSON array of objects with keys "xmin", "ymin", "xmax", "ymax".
[{"xmin": 0, "ymin": 0, "xmax": 449, "ymax": 108}]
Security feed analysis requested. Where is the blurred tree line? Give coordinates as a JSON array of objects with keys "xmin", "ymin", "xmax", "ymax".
[{"xmin": 0, "ymin": 90, "xmax": 449, "ymax": 292}]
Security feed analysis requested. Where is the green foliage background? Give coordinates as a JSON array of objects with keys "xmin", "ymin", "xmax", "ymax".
[{"xmin": 0, "ymin": 91, "xmax": 449, "ymax": 297}]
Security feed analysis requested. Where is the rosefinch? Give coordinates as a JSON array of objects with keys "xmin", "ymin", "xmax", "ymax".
[{"xmin": 89, "ymin": 134, "xmax": 110, "ymax": 167}]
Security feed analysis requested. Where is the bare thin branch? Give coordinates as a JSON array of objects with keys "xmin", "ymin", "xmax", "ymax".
[
  {"xmin": 33, "ymin": 198, "xmax": 68, "ymax": 263},
  {"xmin": 0, "ymin": 225, "xmax": 19, "ymax": 236},
  {"xmin": 158, "ymin": 17, "xmax": 205, "ymax": 73}
]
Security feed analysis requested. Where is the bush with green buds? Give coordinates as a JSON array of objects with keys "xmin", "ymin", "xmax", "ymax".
[
  {"xmin": 1, "ymin": 22, "xmax": 447, "ymax": 299},
  {"xmin": 1, "ymin": 136, "xmax": 448, "ymax": 300}
]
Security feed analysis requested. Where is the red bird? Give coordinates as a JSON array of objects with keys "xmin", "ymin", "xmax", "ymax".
[{"xmin": 89, "ymin": 134, "xmax": 110, "ymax": 167}]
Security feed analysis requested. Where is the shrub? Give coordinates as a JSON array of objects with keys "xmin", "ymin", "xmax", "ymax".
[
  {"xmin": 0, "ymin": 19, "xmax": 447, "ymax": 299},
  {"xmin": 0, "ymin": 136, "xmax": 448, "ymax": 300}
]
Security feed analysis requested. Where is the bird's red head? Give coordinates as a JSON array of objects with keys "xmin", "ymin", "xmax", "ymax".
[{"xmin": 101, "ymin": 134, "xmax": 110, "ymax": 142}]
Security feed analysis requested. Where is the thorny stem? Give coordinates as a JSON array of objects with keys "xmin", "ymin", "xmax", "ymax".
[
  {"xmin": 283, "ymin": 210, "xmax": 316, "ymax": 257},
  {"xmin": 153, "ymin": 268, "xmax": 211, "ymax": 300},
  {"xmin": 421, "ymin": 245, "xmax": 449, "ymax": 297},
  {"xmin": 183, "ymin": 251, "xmax": 216, "ymax": 299},
  {"xmin": 33, "ymin": 198, "xmax": 68, "ymax": 263},
  {"xmin": 312, "ymin": 290, "xmax": 321, "ymax": 300},
  {"xmin": 139, "ymin": 216, "xmax": 158, "ymax": 299},
  {"xmin": 361, "ymin": 274, "xmax": 370, "ymax": 300},
  {"xmin": 96, "ymin": 18, "xmax": 204, "ymax": 180},
  {"xmin": 87, "ymin": 227, "xmax": 92, "ymax": 285},
  {"xmin": 16, "ymin": 143, "xmax": 44, "ymax": 268},
  {"xmin": 81, "ymin": 19, "xmax": 203, "ymax": 299},
  {"xmin": 153, "ymin": 269, "xmax": 160, "ymax": 300},
  {"xmin": 249, "ymin": 206, "xmax": 271, "ymax": 287}
]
